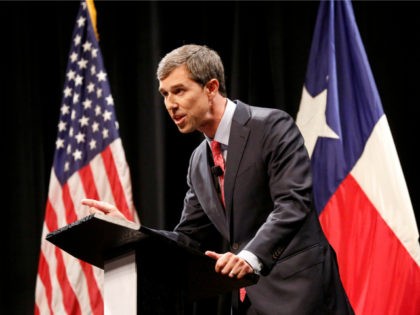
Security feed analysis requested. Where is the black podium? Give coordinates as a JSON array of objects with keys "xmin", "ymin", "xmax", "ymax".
[{"xmin": 46, "ymin": 213, "xmax": 259, "ymax": 315}]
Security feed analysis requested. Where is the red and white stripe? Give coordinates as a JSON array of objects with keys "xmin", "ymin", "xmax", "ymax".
[{"xmin": 35, "ymin": 139, "xmax": 138, "ymax": 315}]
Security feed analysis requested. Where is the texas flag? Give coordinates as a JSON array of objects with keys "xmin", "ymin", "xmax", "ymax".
[{"xmin": 296, "ymin": 1, "xmax": 420, "ymax": 314}]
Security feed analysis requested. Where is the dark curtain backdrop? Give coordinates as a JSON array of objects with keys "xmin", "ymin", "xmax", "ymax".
[{"xmin": 1, "ymin": 1, "xmax": 418, "ymax": 314}]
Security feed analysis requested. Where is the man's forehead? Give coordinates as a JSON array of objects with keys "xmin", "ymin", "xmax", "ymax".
[{"xmin": 159, "ymin": 66, "xmax": 191, "ymax": 90}]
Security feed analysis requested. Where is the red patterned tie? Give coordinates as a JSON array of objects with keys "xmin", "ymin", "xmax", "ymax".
[
  {"xmin": 210, "ymin": 140, "xmax": 225, "ymax": 205},
  {"xmin": 210, "ymin": 141, "xmax": 246, "ymax": 303},
  {"xmin": 240, "ymin": 288, "xmax": 246, "ymax": 302}
]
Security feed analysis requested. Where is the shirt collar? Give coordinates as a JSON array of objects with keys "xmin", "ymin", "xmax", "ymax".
[{"xmin": 208, "ymin": 98, "xmax": 236, "ymax": 147}]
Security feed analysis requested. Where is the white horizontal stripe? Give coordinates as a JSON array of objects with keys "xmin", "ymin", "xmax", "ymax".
[{"xmin": 351, "ymin": 115, "xmax": 420, "ymax": 265}]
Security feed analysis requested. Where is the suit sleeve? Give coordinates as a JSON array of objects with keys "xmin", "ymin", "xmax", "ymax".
[{"xmin": 243, "ymin": 110, "xmax": 314, "ymax": 274}]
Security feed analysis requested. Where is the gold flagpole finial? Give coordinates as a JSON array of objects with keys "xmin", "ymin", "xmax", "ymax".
[{"xmin": 86, "ymin": 0, "xmax": 99, "ymax": 40}]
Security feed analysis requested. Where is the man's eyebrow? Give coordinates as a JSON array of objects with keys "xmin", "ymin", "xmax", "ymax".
[
  {"xmin": 170, "ymin": 83, "xmax": 185, "ymax": 90},
  {"xmin": 160, "ymin": 83, "xmax": 185, "ymax": 93}
]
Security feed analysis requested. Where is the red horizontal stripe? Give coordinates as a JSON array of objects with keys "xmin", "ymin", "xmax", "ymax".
[
  {"xmin": 62, "ymin": 183, "xmax": 77, "ymax": 224},
  {"xmin": 79, "ymin": 163, "xmax": 100, "ymax": 200},
  {"xmin": 44, "ymin": 198, "xmax": 58, "ymax": 233},
  {"xmin": 320, "ymin": 174, "xmax": 420, "ymax": 315}
]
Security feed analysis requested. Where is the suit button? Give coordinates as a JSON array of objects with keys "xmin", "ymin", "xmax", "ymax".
[
  {"xmin": 272, "ymin": 248, "xmax": 283, "ymax": 259},
  {"xmin": 232, "ymin": 243, "xmax": 239, "ymax": 250}
]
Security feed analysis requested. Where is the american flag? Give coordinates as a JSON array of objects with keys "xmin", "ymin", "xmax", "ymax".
[
  {"xmin": 35, "ymin": 1, "xmax": 138, "ymax": 314},
  {"xmin": 296, "ymin": 0, "xmax": 420, "ymax": 314}
]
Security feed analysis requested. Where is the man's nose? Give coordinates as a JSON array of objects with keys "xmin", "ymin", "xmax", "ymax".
[{"xmin": 166, "ymin": 95, "xmax": 178, "ymax": 110}]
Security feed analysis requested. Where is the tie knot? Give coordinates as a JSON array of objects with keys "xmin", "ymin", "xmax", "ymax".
[
  {"xmin": 210, "ymin": 140, "xmax": 222, "ymax": 154},
  {"xmin": 210, "ymin": 140, "xmax": 225, "ymax": 172}
]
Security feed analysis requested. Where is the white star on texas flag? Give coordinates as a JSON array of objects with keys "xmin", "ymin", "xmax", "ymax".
[{"xmin": 296, "ymin": 86, "xmax": 339, "ymax": 157}]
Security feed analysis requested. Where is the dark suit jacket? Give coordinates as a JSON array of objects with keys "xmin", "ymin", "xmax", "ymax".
[{"xmin": 174, "ymin": 101, "xmax": 354, "ymax": 315}]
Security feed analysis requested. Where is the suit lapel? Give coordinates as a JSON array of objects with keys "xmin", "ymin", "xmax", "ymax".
[
  {"xmin": 224, "ymin": 102, "xmax": 251, "ymax": 221},
  {"xmin": 191, "ymin": 102, "xmax": 252, "ymax": 240},
  {"xmin": 194, "ymin": 141, "xmax": 230, "ymax": 239}
]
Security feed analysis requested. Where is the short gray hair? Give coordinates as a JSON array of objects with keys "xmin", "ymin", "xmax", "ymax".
[{"xmin": 156, "ymin": 44, "xmax": 227, "ymax": 97}]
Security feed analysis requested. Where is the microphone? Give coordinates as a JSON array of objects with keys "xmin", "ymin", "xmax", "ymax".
[{"xmin": 211, "ymin": 165, "xmax": 224, "ymax": 177}]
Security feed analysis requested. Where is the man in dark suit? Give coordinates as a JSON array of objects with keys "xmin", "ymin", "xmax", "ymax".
[{"xmin": 82, "ymin": 44, "xmax": 354, "ymax": 315}]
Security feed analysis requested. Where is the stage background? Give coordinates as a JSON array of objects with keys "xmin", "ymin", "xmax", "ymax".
[{"xmin": 1, "ymin": 1, "xmax": 418, "ymax": 314}]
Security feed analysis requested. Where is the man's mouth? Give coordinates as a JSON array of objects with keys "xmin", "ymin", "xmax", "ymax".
[{"xmin": 173, "ymin": 114, "xmax": 186, "ymax": 125}]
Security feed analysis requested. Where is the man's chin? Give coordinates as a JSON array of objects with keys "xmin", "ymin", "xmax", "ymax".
[{"xmin": 177, "ymin": 126, "xmax": 195, "ymax": 134}]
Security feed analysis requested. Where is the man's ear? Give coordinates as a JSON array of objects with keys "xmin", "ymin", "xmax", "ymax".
[{"xmin": 206, "ymin": 79, "xmax": 219, "ymax": 96}]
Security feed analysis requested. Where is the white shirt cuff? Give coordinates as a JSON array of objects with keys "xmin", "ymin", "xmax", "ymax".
[{"xmin": 237, "ymin": 250, "xmax": 262, "ymax": 274}]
